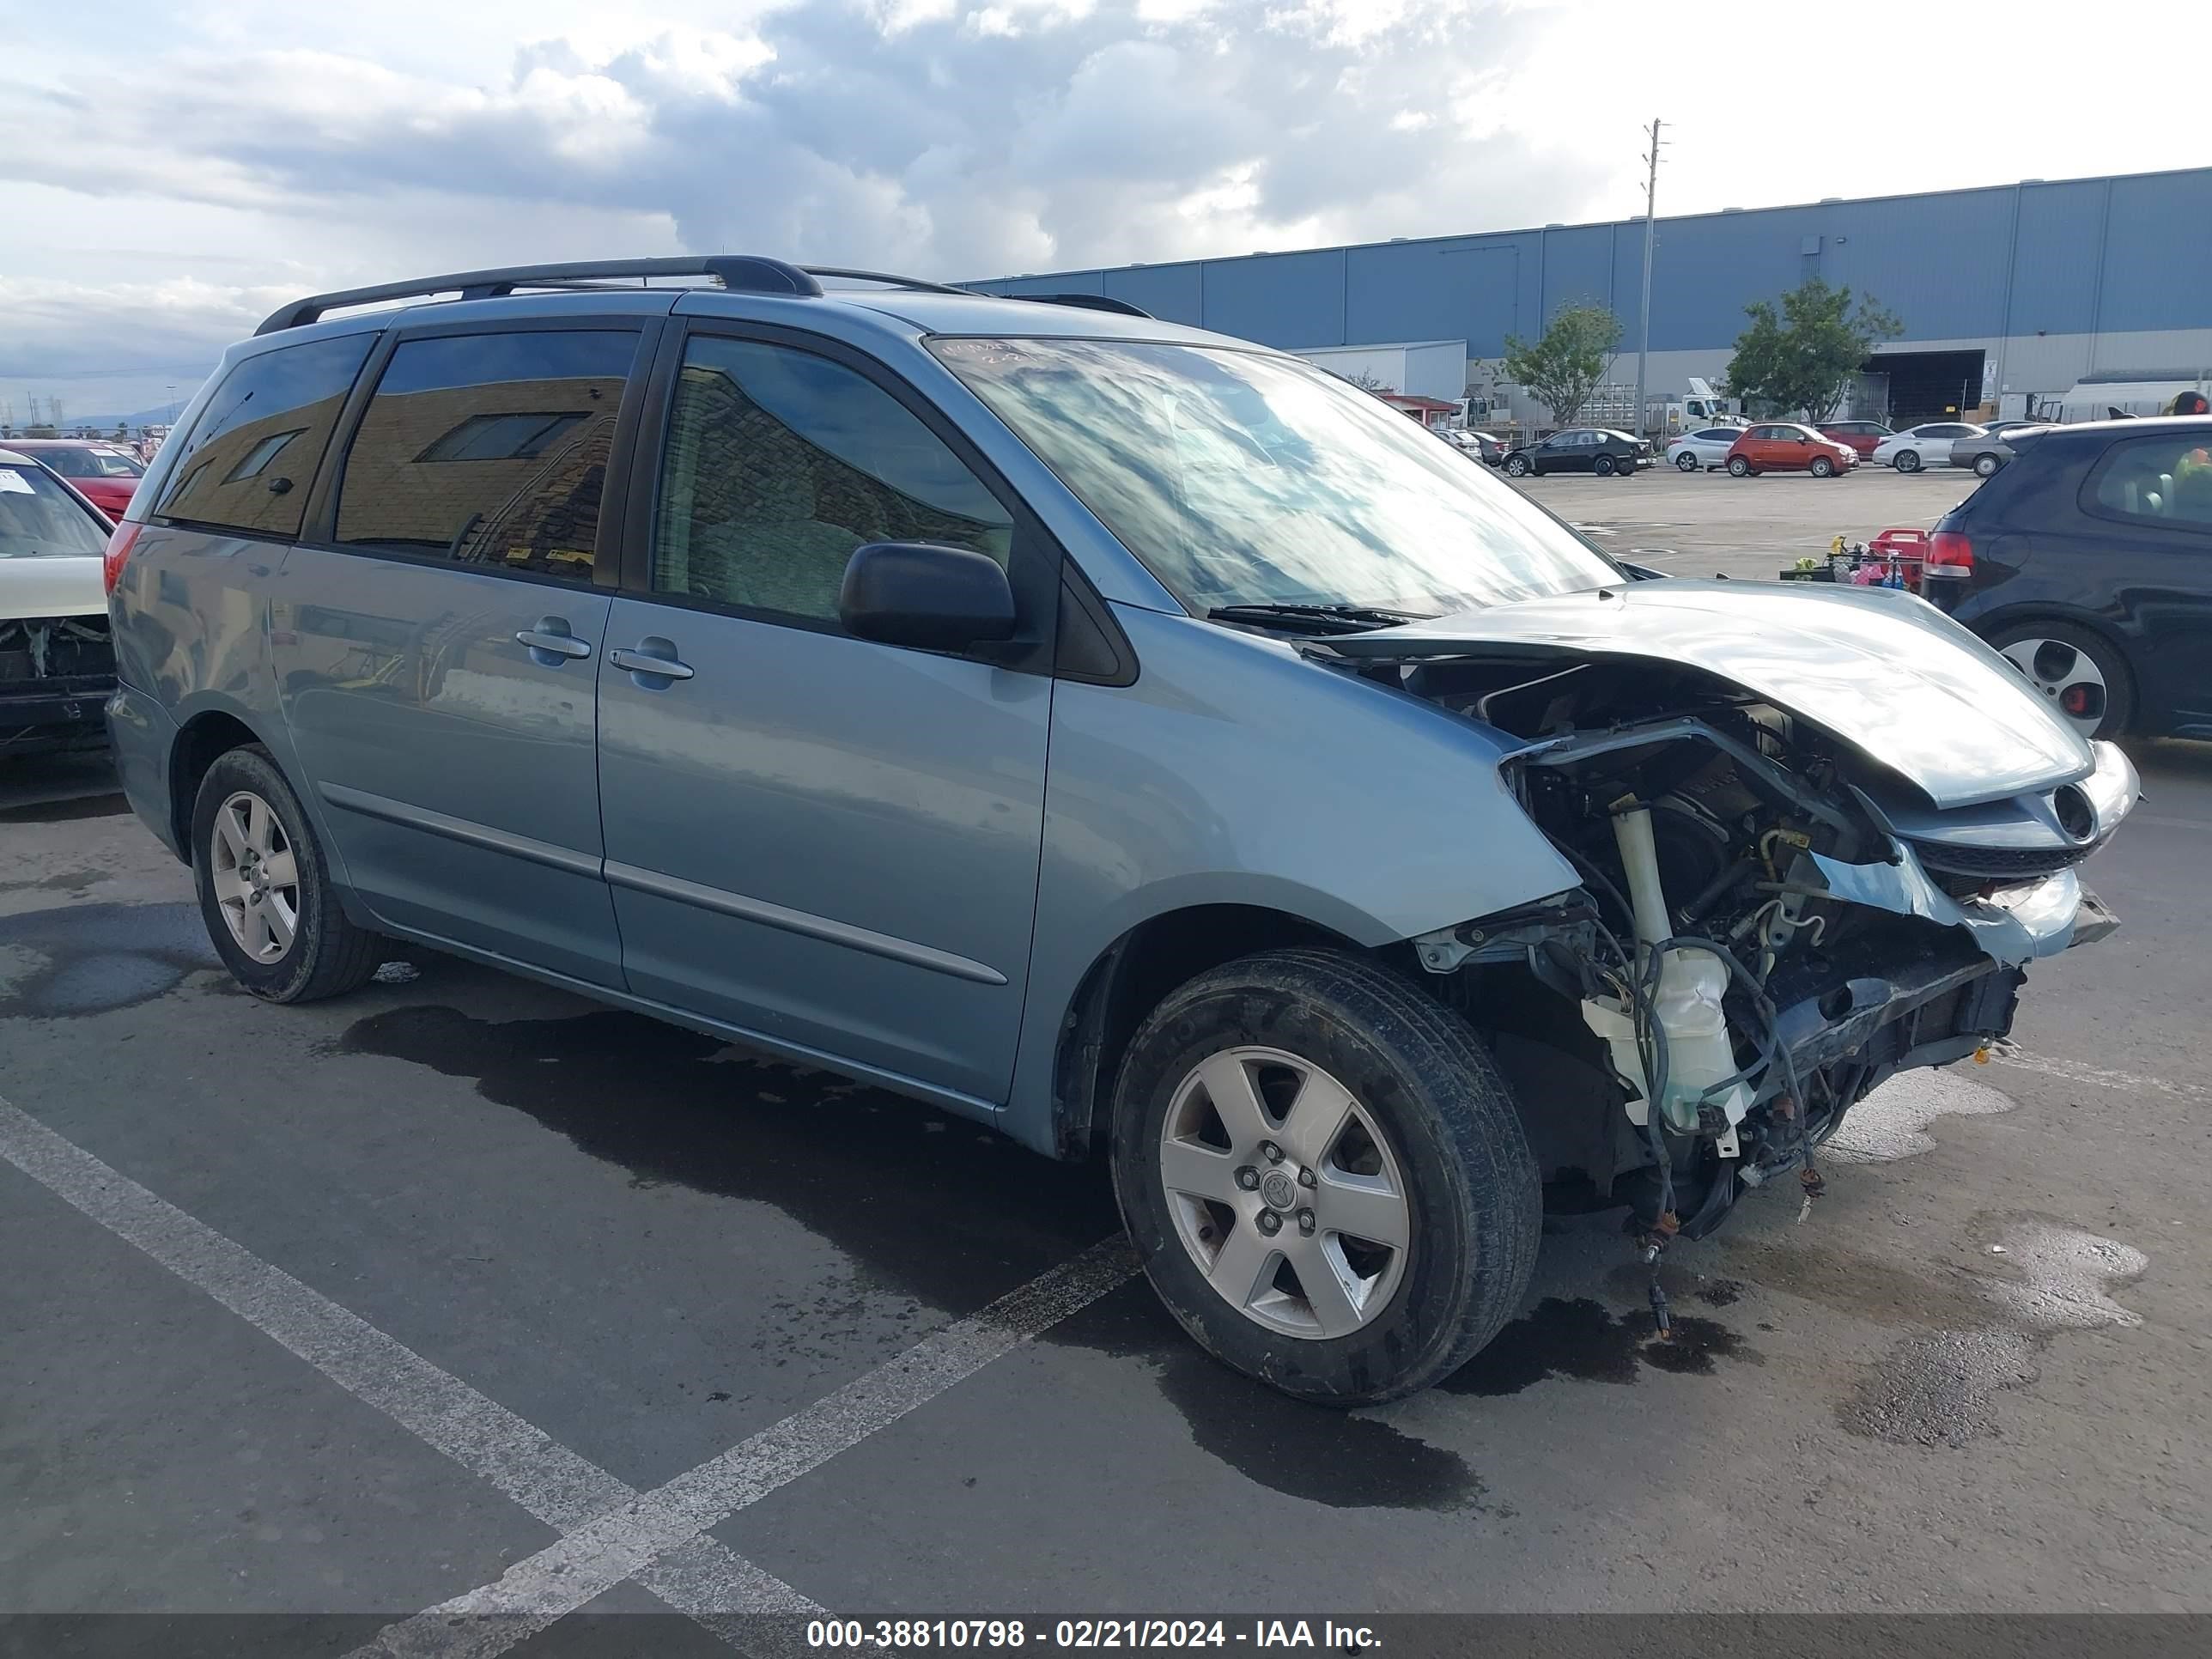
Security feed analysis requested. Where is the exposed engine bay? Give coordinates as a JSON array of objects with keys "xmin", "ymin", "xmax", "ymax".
[
  {"xmin": 0, "ymin": 614, "xmax": 116, "ymax": 750},
  {"xmin": 1322, "ymin": 636, "xmax": 2132, "ymax": 1261}
]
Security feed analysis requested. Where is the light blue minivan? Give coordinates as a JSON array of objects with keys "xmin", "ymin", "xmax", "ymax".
[{"xmin": 106, "ymin": 258, "xmax": 2133, "ymax": 1401}]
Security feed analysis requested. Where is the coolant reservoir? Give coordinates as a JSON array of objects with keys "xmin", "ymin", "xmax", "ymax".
[{"xmin": 1579, "ymin": 803, "xmax": 1753, "ymax": 1135}]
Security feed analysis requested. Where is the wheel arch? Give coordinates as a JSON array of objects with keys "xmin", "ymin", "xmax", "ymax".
[
  {"xmin": 168, "ymin": 704, "xmax": 275, "ymax": 860},
  {"xmin": 1048, "ymin": 903, "xmax": 1375, "ymax": 1163}
]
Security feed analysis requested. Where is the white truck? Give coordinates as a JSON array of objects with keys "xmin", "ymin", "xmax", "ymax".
[{"xmin": 2034, "ymin": 373, "xmax": 2212, "ymax": 424}]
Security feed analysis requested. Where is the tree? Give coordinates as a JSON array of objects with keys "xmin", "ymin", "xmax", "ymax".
[
  {"xmin": 1721, "ymin": 277, "xmax": 1902, "ymax": 422},
  {"xmin": 1500, "ymin": 301, "xmax": 1622, "ymax": 429},
  {"xmin": 1337, "ymin": 368, "xmax": 1396, "ymax": 394}
]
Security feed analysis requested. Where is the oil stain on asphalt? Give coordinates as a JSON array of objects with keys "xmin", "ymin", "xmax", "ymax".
[
  {"xmin": 1050, "ymin": 1280, "xmax": 1492, "ymax": 1513},
  {"xmin": 333, "ymin": 1003, "xmax": 1124, "ymax": 1320},
  {"xmin": 1440, "ymin": 1297, "xmax": 1765, "ymax": 1396},
  {"xmin": 0, "ymin": 900, "xmax": 221, "ymax": 1017},
  {"xmin": 340, "ymin": 1000, "xmax": 1494, "ymax": 1514}
]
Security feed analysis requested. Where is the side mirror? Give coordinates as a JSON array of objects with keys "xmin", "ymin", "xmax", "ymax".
[{"xmin": 840, "ymin": 541, "xmax": 1017, "ymax": 652}]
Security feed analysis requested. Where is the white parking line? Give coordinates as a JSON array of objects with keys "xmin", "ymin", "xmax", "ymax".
[
  {"xmin": 0, "ymin": 1093, "xmax": 1138, "ymax": 1654},
  {"xmin": 352, "ymin": 1236, "xmax": 1140, "ymax": 1659},
  {"xmin": 1992, "ymin": 1046, "xmax": 2208, "ymax": 1103},
  {"xmin": 0, "ymin": 1097, "xmax": 818, "ymax": 1640}
]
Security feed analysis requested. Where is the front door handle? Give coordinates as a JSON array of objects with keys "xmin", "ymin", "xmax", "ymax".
[
  {"xmin": 515, "ymin": 619, "xmax": 593, "ymax": 663},
  {"xmin": 609, "ymin": 641, "xmax": 696, "ymax": 683}
]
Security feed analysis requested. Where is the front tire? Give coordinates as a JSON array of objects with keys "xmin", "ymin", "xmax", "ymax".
[
  {"xmin": 1109, "ymin": 948, "xmax": 1541, "ymax": 1406},
  {"xmin": 1675, "ymin": 451, "xmax": 1699, "ymax": 471},
  {"xmin": 1727, "ymin": 456, "xmax": 1753, "ymax": 477},
  {"xmin": 191, "ymin": 745, "xmax": 382, "ymax": 1003},
  {"xmin": 1895, "ymin": 450, "xmax": 1923, "ymax": 472},
  {"xmin": 1504, "ymin": 454, "xmax": 1530, "ymax": 477},
  {"xmin": 1810, "ymin": 455, "xmax": 1835, "ymax": 477}
]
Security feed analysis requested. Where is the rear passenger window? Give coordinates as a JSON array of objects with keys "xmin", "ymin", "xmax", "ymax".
[
  {"xmin": 155, "ymin": 333, "xmax": 374, "ymax": 537},
  {"xmin": 333, "ymin": 330, "xmax": 639, "ymax": 582},
  {"xmin": 2087, "ymin": 435, "xmax": 2212, "ymax": 527},
  {"xmin": 651, "ymin": 336, "xmax": 1013, "ymax": 624}
]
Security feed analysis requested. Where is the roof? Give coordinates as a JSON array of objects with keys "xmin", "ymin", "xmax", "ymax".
[
  {"xmin": 969, "ymin": 164, "xmax": 2212, "ymax": 288},
  {"xmin": 249, "ymin": 257, "xmax": 1249, "ymax": 353},
  {"xmin": 1294, "ymin": 339, "xmax": 1464, "ymax": 354}
]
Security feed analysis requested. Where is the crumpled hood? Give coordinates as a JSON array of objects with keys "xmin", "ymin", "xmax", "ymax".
[{"xmin": 1323, "ymin": 579, "xmax": 2094, "ymax": 809}]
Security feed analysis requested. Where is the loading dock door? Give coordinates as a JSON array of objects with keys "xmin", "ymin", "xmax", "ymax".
[{"xmin": 1866, "ymin": 349, "xmax": 1986, "ymax": 425}]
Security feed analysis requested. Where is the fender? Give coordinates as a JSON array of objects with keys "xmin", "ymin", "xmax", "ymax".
[{"xmin": 1000, "ymin": 605, "xmax": 1577, "ymax": 1157}]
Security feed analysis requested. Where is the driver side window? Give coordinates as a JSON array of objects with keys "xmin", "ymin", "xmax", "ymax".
[{"xmin": 653, "ymin": 336, "xmax": 1015, "ymax": 625}]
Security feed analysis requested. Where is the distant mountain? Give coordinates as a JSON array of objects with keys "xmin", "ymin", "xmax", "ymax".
[{"xmin": 47, "ymin": 402, "xmax": 191, "ymax": 434}]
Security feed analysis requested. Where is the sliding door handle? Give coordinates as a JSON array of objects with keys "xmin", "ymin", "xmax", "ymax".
[
  {"xmin": 609, "ymin": 642, "xmax": 696, "ymax": 683},
  {"xmin": 515, "ymin": 622, "xmax": 593, "ymax": 663}
]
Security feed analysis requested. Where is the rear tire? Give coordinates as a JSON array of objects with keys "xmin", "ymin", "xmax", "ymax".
[
  {"xmin": 1727, "ymin": 456, "xmax": 1753, "ymax": 477},
  {"xmin": 1594, "ymin": 454, "xmax": 1616, "ymax": 476},
  {"xmin": 1109, "ymin": 948, "xmax": 1541, "ymax": 1406},
  {"xmin": 1984, "ymin": 620, "xmax": 2135, "ymax": 739},
  {"xmin": 191, "ymin": 745, "xmax": 382, "ymax": 1004},
  {"xmin": 1974, "ymin": 453, "xmax": 2002, "ymax": 477}
]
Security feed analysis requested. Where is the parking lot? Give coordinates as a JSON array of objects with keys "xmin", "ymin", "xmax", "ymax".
[
  {"xmin": 4, "ymin": 465, "xmax": 2209, "ymax": 1646},
  {"xmin": 1516, "ymin": 458, "xmax": 1978, "ymax": 580}
]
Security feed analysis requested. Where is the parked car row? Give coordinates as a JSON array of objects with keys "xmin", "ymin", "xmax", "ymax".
[{"xmin": 0, "ymin": 437, "xmax": 144, "ymax": 519}]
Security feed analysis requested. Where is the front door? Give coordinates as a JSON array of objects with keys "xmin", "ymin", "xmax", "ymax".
[
  {"xmin": 594, "ymin": 328, "xmax": 1053, "ymax": 1105},
  {"xmin": 272, "ymin": 323, "xmax": 653, "ymax": 988}
]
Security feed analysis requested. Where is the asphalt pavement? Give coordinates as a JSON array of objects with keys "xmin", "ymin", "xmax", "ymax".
[{"xmin": 3, "ymin": 471, "xmax": 2207, "ymax": 1640}]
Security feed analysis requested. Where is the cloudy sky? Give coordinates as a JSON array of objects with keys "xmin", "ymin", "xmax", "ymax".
[{"xmin": 3, "ymin": 0, "xmax": 2205, "ymax": 422}]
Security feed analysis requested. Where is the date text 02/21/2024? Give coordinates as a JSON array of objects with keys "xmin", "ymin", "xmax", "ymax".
[{"xmin": 805, "ymin": 1620, "xmax": 1380, "ymax": 1650}]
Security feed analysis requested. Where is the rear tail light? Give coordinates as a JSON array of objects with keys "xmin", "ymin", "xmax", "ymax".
[
  {"xmin": 1926, "ymin": 531, "xmax": 1973, "ymax": 575},
  {"xmin": 102, "ymin": 521, "xmax": 142, "ymax": 596}
]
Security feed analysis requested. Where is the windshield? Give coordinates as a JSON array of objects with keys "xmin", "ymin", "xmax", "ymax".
[
  {"xmin": 0, "ymin": 465, "xmax": 112, "ymax": 559},
  {"xmin": 75, "ymin": 447, "xmax": 146, "ymax": 477},
  {"xmin": 932, "ymin": 337, "xmax": 1621, "ymax": 615}
]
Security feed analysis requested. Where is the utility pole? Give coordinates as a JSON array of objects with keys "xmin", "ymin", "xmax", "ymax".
[{"xmin": 1635, "ymin": 118, "xmax": 1665, "ymax": 441}]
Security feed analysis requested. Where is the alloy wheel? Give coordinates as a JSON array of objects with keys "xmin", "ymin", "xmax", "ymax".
[
  {"xmin": 1156, "ymin": 1047, "xmax": 1411, "ymax": 1340},
  {"xmin": 1999, "ymin": 637, "xmax": 2109, "ymax": 737},
  {"xmin": 209, "ymin": 789, "xmax": 301, "ymax": 963}
]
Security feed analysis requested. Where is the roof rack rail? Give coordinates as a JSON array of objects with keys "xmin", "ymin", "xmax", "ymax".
[
  {"xmin": 254, "ymin": 256, "xmax": 825, "ymax": 336},
  {"xmin": 800, "ymin": 266, "xmax": 974, "ymax": 295},
  {"xmin": 1008, "ymin": 293, "xmax": 1156, "ymax": 319}
]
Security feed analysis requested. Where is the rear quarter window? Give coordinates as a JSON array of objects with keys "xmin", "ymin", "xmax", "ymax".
[
  {"xmin": 155, "ymin": 333, "xmax": 377, "ymax": 537},
  {"xmin": 2083, "ymin": 434, "xmax": 2212, "ymax": 528}
]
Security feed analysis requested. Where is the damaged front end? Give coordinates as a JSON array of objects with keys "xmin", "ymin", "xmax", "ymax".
[
  {"xmin": 1, "ymin": 614, "xmax": 117, "ymax": 752},
  {"xmin": 1333, "ymin": 617, "xmax": 2135, "ymax": 1245}
]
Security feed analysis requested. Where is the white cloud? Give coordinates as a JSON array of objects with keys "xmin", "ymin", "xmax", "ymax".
[{"xmin": 3, "ymin": 0, "xmax": 2205, "ymax": 417}]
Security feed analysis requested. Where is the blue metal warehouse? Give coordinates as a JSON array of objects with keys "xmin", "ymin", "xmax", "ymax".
[{"xmin": 969, "ymin": 167, "xmax": 2212, "ymax": 424}]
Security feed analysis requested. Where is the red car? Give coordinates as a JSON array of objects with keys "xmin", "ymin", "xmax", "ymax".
[
  {"xmin": 1817, "ymin": 418, "xmax": 1893, "ymax": 459},
  {"xmin": 0, "ymin": 439, "xmax": 144, "ymax": 520},
  {"xmin": 1724, "ymin": 422, "xmax": 1858, "ymax": 477}
]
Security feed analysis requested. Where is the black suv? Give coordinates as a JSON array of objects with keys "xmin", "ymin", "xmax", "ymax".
[{"xmin": 1923, "ymin": 416, "xmax": 2212, "ymax": 739}]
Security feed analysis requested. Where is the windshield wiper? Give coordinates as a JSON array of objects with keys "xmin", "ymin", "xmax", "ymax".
[{"xmin": 1206, "ymin": 602, "xmax": 1438, "ymax": 635}]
